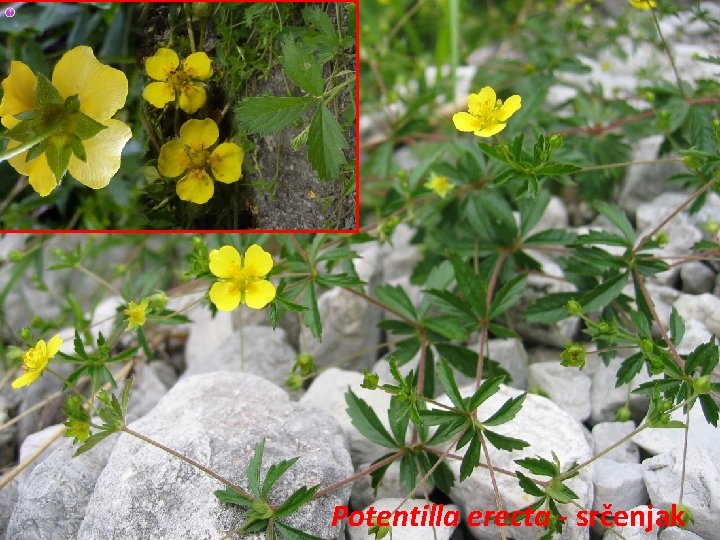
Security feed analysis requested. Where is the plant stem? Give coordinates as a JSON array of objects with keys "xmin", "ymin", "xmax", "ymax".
[
  {"xmin": 75, "ymin": 264, "xmax": 123, "ymax": 297},
  {"xmin": 123, "ymin": 426, "xmax": 251, "ymax": 498},
  {"xmin": 475, "ymin": 251, "xmax": 507, "ymax": 386},
  {"xmin": 479, "ymin": 431, "xmax": 507, "ymax": 540},
  {"xmin": 313, "ymin": 451, "xmax": 403, "ymax": 499},
  {"xmin": 651, "ymin": 9, "xmax": 685, "ymax": 98}
]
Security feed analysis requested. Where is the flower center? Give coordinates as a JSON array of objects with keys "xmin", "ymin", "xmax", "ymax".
[
  {"xmin": 169, "ymin": 70, "xmax": 191, "ymax": 87},
  {"xmin": 469, "ymin": 98, "xmax": 503, "ymax": 125},
  {"xmin": 23, "ymin": 346, "xmax": 46, "ymax": 371},
  {"xmin": 188, "ymin": 149, "xmax": 209, "ymax": 170}
]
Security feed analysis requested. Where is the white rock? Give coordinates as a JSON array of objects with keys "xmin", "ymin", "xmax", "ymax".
[
  {"xmin": 184, "ymin": 325, "xmax": 296, "ymax": 388},
  {"xmin": 602, "ymin": 505, "xmax": 662, "ymax": 540},
  {"xmin": 633, "ymin": 405, "xmax": 720, "ymax": 455},
  {"xmin": 529, "ymin": 196, "xmax": 569, "ymax": 235},
  {"xmin": 78, "ymin": 372, "xmax": 352, "ymax": 540},
  {"xmin": 437, "ymin": 385, "xmax": 592, "ymax": 540},
  {"xmin": 0, "ymin": 473, "xmax": 18, "ymax": 536},
  {"xmin": 591, "ymin": 356, "xmax": 653, "ymax": 425},
  {"xmin": 301, "ymin": 368, "xmax": 392, "ymax": 466},
  {"xmin": 677, "ymin": 319, "xmax": 713, "ymax": 355},
  {"xmin": 7, "ymin": 432, "xmax": 118, "ymax": 538},
  {"xmin": 591, "ymin": 458, "xmax": 648, "ymax": 517},
  {"xmin": 89, "ymin": 295, "xmax": 124, "ymax": 343},
  {"xmin": 680, "ymin": 262, "xmax": 716, "ymax": 294},
  {"xmin": 643, "ymin": 447, "xmax": 719, "ymax": 538},
  {"xmin": 528, "ymin": 362, "xmax": 591, "ymax": 422},
  {"xmin": 347, "ymin": 498, "xmax": 459, "ymax": 540},
  {"xmin": 591, "ymin": 422, "xmax": 640, "ymax": 464},
  {"xmin": 16, "ymin": 424, "xmax": 65, "ymax": 491},
  {"xmin": 305, "ymin": 287, "xmax": 381, "ymax": 372},
  {"xmin": 125, "ymin": 361, "xmax": 170, "ymax": 419},
  {"xmin": 673, "ymin": 293, "xmax": 720, "ymax": 336},
  {"xmin": 461, "ymin": 338, "xmax": 529, "ymax": 390},
  {"xmin": 659, "ymin": 527, "xmax": 705, "ymax": 540}
]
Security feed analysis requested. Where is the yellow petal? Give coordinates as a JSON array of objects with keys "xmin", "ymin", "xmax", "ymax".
[
  {"xmin": 209, "ymin": 143, "xmax": 243, "ymax": 183},
  {"xmin": 46, "ymin": 334, "xmax": 63, "ymax": 357},
  {"xmin": 158, "ymin": 140, "xmax": 190, "ymax": 178},
  {"xmin": 468, "ymin": 86, "xmax": 496, "ymax": 116},
  {"xmin": 52, "ymin": 46, "xmax": 128, "ymax": 121},
  {"xmin": 67, "ymin": 119, "xmax": 132, "ymax": 189},
  {"xmin": 209, "ymin": 281, "xmax": 241, "ymax": 312},
  {"xmin": 475, "ymin": 123, "xmax": 507, "ymax": 137},
  {"xmin": 145, "ymin": 48, "xmax": 179, "ymax": 81},
  {"xmin": 11, "ymin": 370, "xmax": 41, "ymax": 389},
  {"xmin": 243, "ymin": 244, "xmax": 273, "ymax": 277},
  {"xmin": 179, "ymin": 118, "xmax": 218, "ymax": 151},
  {"xmin": 244, "ymin": 280, "xmax": 276, "ymax": 309},
  {"xmin": 8, "ymin": 149, "xmax": 58, "ymax": 197},
  {"xmin": 209, "ymin": 245, "xmax": 242, "ymax": 279},
  {"xmin": 182, "ymin": 52, "xmax": 212, "ymax": 80},
  {"xmin": 143, "ymin": 81, "xmax": 175, "ymax": 109},
  {"xmin": 496, "ymin": 95, "xmax": 522, "ymax": 122},
  {"xmin": 176, "ymin": 169, "xmax": 214, "ymax": 204},
  {"xmin": 178, "ymin": 84, "xmax": 207, "ymax": 114},
  {"xmin": 452, "ymin": 112, "xmax": 483, "ymax": 133},
  {"xmin": 0, "ymin": 61, "xmax": 37, "ymax": 121}
]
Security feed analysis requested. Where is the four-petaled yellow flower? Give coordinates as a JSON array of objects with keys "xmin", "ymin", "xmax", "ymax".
[
  {"xmin": 209, "ymin": 244, "xmax": 276, "ymax": 311},
  {"xmin": 453, "ymin": 86, "xmax": 522, "ymax": 137},
  {"xmin": 125, "ymin": 299, "xmax": 149, "ymax": 330},
  {"xmin": 0, "ymin": 46, "xmax": 132, "ymax": 196},
  {"xmin": 143, "ymin": 48, "xmax": 212, "ymax": 114},
  {"xmin": 629, "ymin": 0, "xmax": 655, "ymax": 9},
  {"xmin": 12, "ymin": 334, "xmax": 62, "ymax": 389},
  {"xmin": 425, "ymin": 174, "xmax": 454, "ymax": 198},
  {"xmin": 158, "ymin": 118, "xmax": 244, "ymax": 204}
]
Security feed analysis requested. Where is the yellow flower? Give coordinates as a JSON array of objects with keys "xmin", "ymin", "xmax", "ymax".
[
  {"xmin": 143, "ymin": 48, "xmax": 212, "ymax": 114},
  {"xmin": 0, "ymin": 46, "xmax": 131, "ymax": 196},
  {"xmin": 452, "ymin": 86, "xmax": 522, "ymax": 137},
  {"xmin": 208, "ymin": 244, "xmax": 276, "ymax": 311},
  {"xmin": 158, "ymin": 118, "xmax": 244, "ymax": 204},
  {"xmin": 629, "ymin": 0, "xmax": 655, "ymax": 9},
  {"xmin": 12, "ymin": 334, "xmax": 62, "ymax": 389},
  {"xmin": 425, "ymin": 174, "xmax": 454, "ymax": 198},
  {"xmin": 125, "ymin": 298, "xmax": 149, "ymax": 330}
]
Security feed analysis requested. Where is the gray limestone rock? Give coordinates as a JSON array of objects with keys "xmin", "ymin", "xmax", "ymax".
[
  {"xmin": 184, "ymin": 325, "xmax": 297, "ymax": 389},
  {"xmin": 346, "ymin": 498, "xmax": 459, "ymax": 540},
  {"xmin": 673, "ymin": 293, "xmax": 720, "ymax": 337},
  {"xmin": 591, "ymin": 422, "xmax": 640, "ymax": 464},
  {"xmin": 680, "ymin": 262, "xmax": 716, "ymax": 294},
  {"xmin": 591, "ymin": 459, "xmax": 648, "ymax": 523},
  {"xmin": 642, "ymin": 448, "xmax": 720, "ymax": 539},
  {"xmin": 7, "ymin": 433, "xmax": 118, "ymax": 539},
  {"xmin": 528, "ymin": 362, "xmax": 591, "ymax": 422},
  {"xmin": 78, "ymin": 372, "xmax": 352, "ymax": 539}
]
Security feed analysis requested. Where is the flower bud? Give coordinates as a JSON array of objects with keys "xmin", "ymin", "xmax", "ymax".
[
  {"xmin": 286, "ymin": 373, "xmax": 303, "ymax": 391},
  {"xmin": 565, "ymin": 300, "xmax": 583, "ymax": 316},
  {"xmin": 295, "ymin": 353, "xmax": 315, "ymax": 376},
  {"xmin": 361, "ymin": 371, "xmax": 380, "ymax": 390},
  {"xmin": 560, "ymin": 343, "xmax": 586, "ymax": 368},
  {"xmin": 693, "ymin": 375, "xmax": 712, "ymax": 395},
  {"xmin": 615, "ymin": 405, "xmax": 632, "ymax": 422}
]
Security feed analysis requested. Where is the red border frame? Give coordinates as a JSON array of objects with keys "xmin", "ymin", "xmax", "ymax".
[{"xmin": 1, "ymin": 0, "xmax": 360, "ymax": 234}]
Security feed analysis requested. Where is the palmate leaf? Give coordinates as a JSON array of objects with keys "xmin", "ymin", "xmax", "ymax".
[
  {"xmin": 484, "ymin": 394, "xmax": 526, "ymax": 426},
  {"xmin": 275, "ymin": 521, "xmax": 325, "ymax": 540},
  {"xmin": 280, "ymin": 39, "xmax": 324, "ymax": 96}
]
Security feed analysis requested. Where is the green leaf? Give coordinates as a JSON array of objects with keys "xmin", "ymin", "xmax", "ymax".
[
  {"xmin": 375, "ymin": 285, "xmax": 417, "ymax": 321},
  {"xmin": 399, "ymin": 454, "xmax": 418, "ymax": 491},
  {"xmin": 274, "ymin": 485, "xmax": 320, "ymax": 518},
  {"xmin": 389, "ymin": 397, "xmax": 410, "ymax": 446},
  {"xmin": 685, "ymin": 341, "xmax": 719, "ymax": 376},
  {"xmin": 262, "ymin": 457, "xmax": 300, "ymax": 499},
  {"xmin": 467, "ymin": 375, "xmax": 505, "ymax": 411},
  {"xmin": 35, "ymin": 73, "xmax": 62, "ymax": 106},
  {"xmin": 302, "ymin": 284, "xmax": 322, "ymax": 339},
  {"xmin": 26, "ymin": 140, "xmax": 49, "ymax": 162},
  {"xmin": 275, "ymin": 521, "xmax": 325, "ymax": 540},
  {"xmin": 459, "ymin": 434, "xmax": 482, "ymax": 481},
  {"xmin": 615, "ymin": 353, "xmax": 644, "ymax": 387},
  {"xmin": 437, "ymin": 359, "xmax": 464, "ymax": 409},
  {"xmin": 449, "ymin": 254, "xmax": 486, "ymax": 318},
  {"xmin": 594, "ymin": 201, "xmax": 635, "ymax": 244},
  {"xmin": 237, "ymin": 97, "xmax": 317, "ymax": 135},
  {"xmin": 669, "ymin": 307, "xmax": 685, "ymax": 347},
  {"xmin": 659, "ymin": 97, "xmax": 690, "ymax": 133},
  {"xmin": 214, "ymin": 488, "xmax": 253, "ymax": 508},
  {"xmin": 525, "ymin": 292, "xmax": 577, "ymax": 324},
  {"xmin": 580, "ymin": 273, "xmax": 628, "ymax": 313},
  {"xmin": 490, "ymin": 276, "xmax": 527, "ymax": 319},
  {"xmin": 5, "ymin": 117, "xmax": 49, "ymax": 144},
  {"xmin": 73, "ymin": 330, "xmax": 88, "ymax": 360},
  {"xmin": 72, "ymin": 112, "xmax": 107, "ymax": 140},
  {"xmin": 307, "ymin": 103, "xmax": 348, "ymax": 180},
  {"xmin": 345, "ymin": 390, "xmax": 397, "ymax": 448},
  {"xmin": 515, "ymin": 471, "xmax": 546, "ymax": 497},
  {"xmin": 518, "ymin": 189, "xmax": 550, "ymax": 237},
  {"xmin": 280, "ymin": 39, "xmax": 324, "ymax": 96},
  {"xmin": 483, "ymin": 429, "xmax": 529, "ymax": 451},
  {"xmin": 74, "ymin": 430, "xmax": 113, "ymax": 456},
  {"xmin": 535, "ymin": 162, "xmax": 582, "ymax": 176},
  {"xmin": 247, "ymin": 439, "xmax": 265, "ymax": 498},
  {"xmin": 483, "ymin": 394, "xmax": 526, "ymax": 426},
  {"xmin": 515, "ymin": 456, "xmax": 558, "ymax": 477},
  {"xmin": 423, "ymin": 316, "xmax": 470, "ymax": 341},
  {"xmin": 699, "ymin": 394, "xmax": 719, "ymax": 427}
]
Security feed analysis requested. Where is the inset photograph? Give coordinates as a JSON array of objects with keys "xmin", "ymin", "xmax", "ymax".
[{"xmin": 0, "ymin": 2, "xmax": 357, "ymax": 231}]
